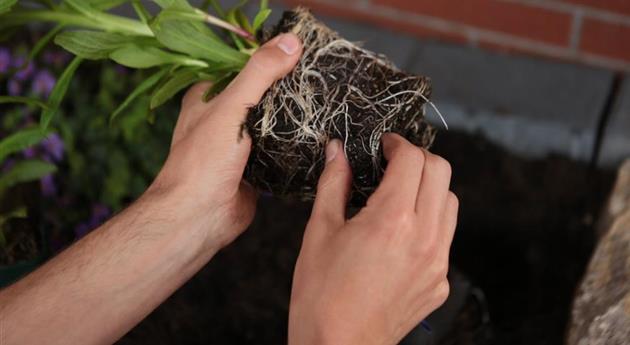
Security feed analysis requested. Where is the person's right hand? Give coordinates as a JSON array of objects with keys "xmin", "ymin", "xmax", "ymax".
[{"xmin": 288, "ymin": 133, "xmax": 458, "ymax": 345}]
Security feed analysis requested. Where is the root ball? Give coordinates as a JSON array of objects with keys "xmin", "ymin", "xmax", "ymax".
[{"xmin": 245, "ymin": 7, "xmax": 435, "ymax": 205}]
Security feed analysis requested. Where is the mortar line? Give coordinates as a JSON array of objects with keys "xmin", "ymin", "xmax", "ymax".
[
  {"xmin": 502, "ymin": 0, "xmax": 630, "ymax": 26},
  {"xmin": 569, "ymin": 8, "xmax": 584, "ymax": 53},
  {"xmin": 311, "ymin": 0, "xmax": 630, "ymax": 72}
]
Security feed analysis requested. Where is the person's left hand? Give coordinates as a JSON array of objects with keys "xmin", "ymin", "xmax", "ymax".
[{"xmin": 147, "ymin": 33, "xmax": 303, "ymax": 252}]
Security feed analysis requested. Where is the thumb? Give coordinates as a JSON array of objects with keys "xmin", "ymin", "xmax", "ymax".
[
  {"xmin": 213, "ymin": 33, "xmax": 303, "ymax": 128},
  {"xmin": 311, "ymin": 139, "xmax": 353, "ymax": 227}
]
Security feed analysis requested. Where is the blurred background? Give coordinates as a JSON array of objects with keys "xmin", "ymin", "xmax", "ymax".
[{"xmin": 1, "ymin": 0, "xmax": 630, "ymax": 344}]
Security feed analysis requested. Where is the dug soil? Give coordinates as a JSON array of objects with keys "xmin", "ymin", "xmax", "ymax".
[{"xmin": 119, "ymin": 131, "xmax": 613, "ymax": 345}]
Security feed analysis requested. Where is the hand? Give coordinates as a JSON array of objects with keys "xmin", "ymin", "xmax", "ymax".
[
  {"xmin": 0, "ymin": 34, "xmax": 305, "ymax": 345},
  {"xmin": 288, "ymin": 134, "xmax": 458, "ymax": 345},
  {"xmin": 147, "ymin": 33, "xmax": 303, "ymax": 252}
]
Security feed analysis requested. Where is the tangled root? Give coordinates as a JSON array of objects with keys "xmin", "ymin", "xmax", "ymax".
[{"xmin": 245, "ymin": 7, "xmax": 435, "ymax": 205}]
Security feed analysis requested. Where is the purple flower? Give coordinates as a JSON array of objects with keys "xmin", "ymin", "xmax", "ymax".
[
  {"xmin": 1, "ymin": 158, "xmax": 16, "ymax": 173},
  {"xmin": 12, "ymin": 57, "xmax": 34, "ymax": 81},
  {"xmin": 43, "ymin": 51, "xmax": 70, "ymax": 67},
  {"xmin": 22, "ymin": 146, "xmax": 37, "ymax": 159},
  {"xmin": 41, "ymin": 133, "xmax": 64, "ymax": 162},
  {"xmin": 91, "ymin": 203, "xmax": 111, "ymax": 222},
  {"xmin": 0, "ymin": 48, "xmax": 10, "ymax": 74},
  {"xmin": 74, "ymin": 204, "xmax": 111, "ymax": 239},
  {"xmin": 115, "ymin": 65, "xmax": 129, "ymax": 76},
  {"xmin": 8, "ymin": 79, "xmax": 21, "ymax": 95},
  {"xmin": 32, "ymin": 69, "xmax": 56, "ymax": 97},
  {"xmin": 74, "ymin": 222, "xmax": 90, "ymax": 239},
  {"xmin": 40, "ymin": 174, "xmax": 57, "ymax": 197},
  {"xmin": 87, "ymin": 204, "xmax": 111, "ymax": 230}
]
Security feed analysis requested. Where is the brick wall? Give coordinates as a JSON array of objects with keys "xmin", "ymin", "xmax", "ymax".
[{"xmin": 280, "ymin": 0, "xmax": 630, "ymax": 72}]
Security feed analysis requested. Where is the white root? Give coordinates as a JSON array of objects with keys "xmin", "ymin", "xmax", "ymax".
[{"xmin": 249, "ymin": 8, "xmax": 440, "ymax": 200}]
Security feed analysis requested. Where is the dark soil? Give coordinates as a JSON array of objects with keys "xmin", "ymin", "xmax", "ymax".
[
  {"xmin": 119, "ymin": 130, "xmax": 613, "ymax": 345},
  {"xmin": 0, "ymin": 183, "xmax": 42, "ymax": 266},
  {"xmin": 245, "ymin": 9, "xmax": 434, "ymax": 206}
]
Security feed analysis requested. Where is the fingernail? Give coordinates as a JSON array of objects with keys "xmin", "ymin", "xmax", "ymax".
[
  {"xmin": 277, "ymin": 33, "xmax": 300, "ymax": 55},
  {"xmin": 326, "ymin": 139, "xmax": 340, "ymax": 164}
]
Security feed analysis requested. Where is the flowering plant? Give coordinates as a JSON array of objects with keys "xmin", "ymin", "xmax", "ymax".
[
  {"xmin": 0, "ymin": 0, "xmax": 270, "ymax": 127},
  {"xmin": 0, "ymin": 0, "xmax": 270, "ymax": 250},
  {"xmin": 1, "ymin": 37, "xmax": 177, "ymax": 262},
  {"xmin": 0, "ymin": 45, "xmax": 63, "ymax": 248}
]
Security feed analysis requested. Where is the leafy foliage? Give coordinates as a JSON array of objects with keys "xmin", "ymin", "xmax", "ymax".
[
  {"xmin": 0, "ymin": 160, "xmax": 56, "ymax": 194},
  {"xmin": 0, "ymin": 0, "xmax": 274, "ymax": 259},
  {"xmin": 0, "ymin": 127, "xmax": 50, "ymax": 164},
  {"xmin": 0, "ymin": 0, "xmax": 273, "ymax": 128},
  {"xmin": 40, "ymin": 56, "xmax": 82, "ymax": 129}
]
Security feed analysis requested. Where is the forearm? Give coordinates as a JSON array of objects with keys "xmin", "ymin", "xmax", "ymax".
[{"xmin": 0, "ymin": 188, "xmax": 218, "ymax": 345}]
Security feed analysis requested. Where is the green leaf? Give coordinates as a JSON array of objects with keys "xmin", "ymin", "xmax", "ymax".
[
  {"xmin": 224, "ymin": 3, "xmax": 249, "ymax": 49},
  {"xmin": 253, "ymin": 8, "xmax": 271, "ymax": 32},
  {"xmin": 0, "ymin": 127, "xmax": 50, "ymax": 164},
  {"xmin": 63, "ymin": 0, "xmax": 153, "ymax": 36},
  {"xmin": 202, "ymin": 72, "xmax": 235, "ymax": 101},
  {"xmin": 207, "ymin": 0, "xmax": 225, "ymax": 17},
  {"xmin": 236, "ymin": 9, "xmax": 253, "ymax": 34},
  {"xmin": 2, "ymin": 9, "xmax": 153, "ymax": 36},
  {"xmin": 110, "ymin": 44, "xmax": 208, "ymax": 68},
  {"xmin": 27, "ymin": 24, "xmax": 65, "ymax": 63},
  {"xmin": 152, "ymin": 7, "xmax": 221, "ymax": 40},
  {"xmin": 152, "ymin": 0, "xmax": 192, "ymax": 9},
  {"xmin": 0, "ymin": 96, "xmax": 50, "ymax": 110},
  {"xmin": 40, "ymin": 56, "xmax": 82, "ymax": 130},
  {"xmin": 54, "ymin": 30, "xmax": 151, "ymax": 60},
  {"xmin": 260, "ymin": 0, "xmax": 268, "ymax": 11},
  {"xmin": 111, "ymin": 68, "xmax": 169, "ymax": 122},
  {"xmin": 86, "ymin": 0, "xmax": 129, "ymax": 10},
  {"xmin": 0, "ymin": 0, "xmax": 17, "ymax": 15},
  {"xmin": 0, "ymin": 160, "xmax": 56, "ymax": 194},
  {"xmin": 151, "ymin": 19, "xmax": 247, "ymax": 67},
  {"xmin": 131, "ymin": 0, "xmax": 152, "ymax": 24},
  {"xmin": 150, "ymin": 69, "xmax": 200, "ymax": 109}
]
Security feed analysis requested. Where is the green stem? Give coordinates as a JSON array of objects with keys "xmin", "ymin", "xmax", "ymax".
[{"xmin": 5, "ymin": 10, "xmax": 153, "ymax": 36}]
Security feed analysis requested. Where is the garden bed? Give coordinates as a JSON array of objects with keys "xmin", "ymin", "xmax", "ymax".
[{"xmin": 117, "ymin": 130, "xmax": 613, "ymax": 345}]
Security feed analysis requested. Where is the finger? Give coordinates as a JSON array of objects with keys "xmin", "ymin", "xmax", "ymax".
[
  {"xmin": 369, "ymin": 133, "xmax": 425, "ymax": 207},
  {"xmin": 311, "ymin": 139, "xmax": 352, "ymax": 227},
  {"xmin": 211, "ymin": 33, "xmax": 303, "ymax": 129},
  {"xmin": 235, "ymin": 180, "xmax": 259, "ymax": 228},
  {"xmin": 416, "ymin": 151, "xmax": 452, "ymax": 216},
  {"xmin": 440, "ymin": 192, "xmax": 459, "ymax": 253}
]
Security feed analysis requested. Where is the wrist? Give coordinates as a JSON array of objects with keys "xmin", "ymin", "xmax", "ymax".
[{"xmin": 138, "ymin": 182, "xmax": 225, "ymax": 259}]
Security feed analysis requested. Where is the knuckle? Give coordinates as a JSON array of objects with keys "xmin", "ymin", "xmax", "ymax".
[
  {"xmin": 434, "ymin": 281, "xmax": 450, "ymax": 306},
  {"xmin": 428, "ymin": 154, "xmax": 452, "ymax": 175},
  {"xmin": 387, "ymin": 145, "xmax": 423, "ymax": 169},
  {"xmin": 382, "ymin": 208, "xmax": 415, "ymax": 230},
  {"xmin": 437, "ymin": 260, "xmax": 450, "ymax": 279},
  {"xmin": 447, "ymin": 192, "xmax": 459, "ymax": 209},
  {"xmin": 417, "ymin": 237, "xmax": 439, "ymax": 261},
  {"xmin": 248, "ymin": 50, "xmax": 270, "ymax": 69},
  {"xmin": 409, "ymin": 147, "xmax": 426, "ymax": 166},
  {"xmin": 248, "ymin": 50, "xmax": 281, "ymax": 77}
]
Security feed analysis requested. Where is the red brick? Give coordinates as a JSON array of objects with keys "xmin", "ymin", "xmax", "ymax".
[
  {"xmin": 372, "ymin": 0, "xmax": 573, "ymax": 46},
  {"xmin": 580, "ymin": 18, "xmax": 630, "ymax": 62},
  {"xmin": 282, "ymin": 0, "xmax": 469, "ymax": 44},
  {"xmin": 556, "ymin": 0, "xmax": 630, "ymax": 16}
]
